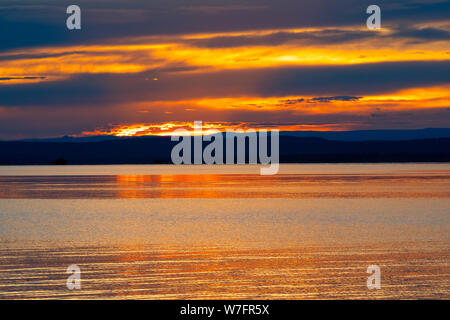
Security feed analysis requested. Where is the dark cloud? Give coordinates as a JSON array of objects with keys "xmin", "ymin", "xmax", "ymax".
[
  {"xmin": 187, "ymin": 26, "xmax": 450, "ymax": 49},
  {"xmin": 283, "ymin": 99, "xmax": 305, "ymax": 105},
  {"xmin": 394, "ymin": 27, "xmax": 450, "ymax": 42},
  {"xmin": 381, "ymin": 0, "xmax": 450, "ymax": 23},
  {"xmin": 0, "ymin": 60, "xmax": 448, "ymax": 107},
  {"xmin": 0, "ymin": 51, "xmax": 91, "ymax": 62},
  {"xmin": 1, "ymin": 0, "xmax": 449, "ymax": 51},
  {"xmin": 266, "ymin": 60, "xmax": 450, "ymax": 97},
  {"xmin": 280, "ymin": 96, "xmax": 362, "ymax": 105},
  {"xmin": 308, "ymin": 96, "xmax": 362, "ymax": 103},
  {"xmin": 0, "ymin": 76, "xmax": 46, "ymax": 80},
  {"xmin": 187, "ymin": 30, "xmax": 373, "ymax": 48}
]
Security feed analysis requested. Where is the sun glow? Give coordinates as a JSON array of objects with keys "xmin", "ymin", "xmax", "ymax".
[{"xmin": 81, "ymin": 121, "xmax": 354, "ymax": 137}]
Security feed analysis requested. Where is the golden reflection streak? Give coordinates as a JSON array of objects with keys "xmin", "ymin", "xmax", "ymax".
[{"xmin": 115, "ymin": 174, "xmax": 227, "ymax": 199}]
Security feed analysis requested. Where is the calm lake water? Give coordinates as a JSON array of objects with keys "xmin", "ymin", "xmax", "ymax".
[{"xmin": 0, "ymin": 164, "xmax": 449, "ymax": 299}]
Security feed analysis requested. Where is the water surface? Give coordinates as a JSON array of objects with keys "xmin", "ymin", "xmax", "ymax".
[{"xmin": 0, "ymin": 164, "xmax": 448, "ymax": 299}]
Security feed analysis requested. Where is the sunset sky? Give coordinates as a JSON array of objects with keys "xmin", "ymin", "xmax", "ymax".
[{"xmin": 0, "ymin": 0, "xmax": 449, "ymax": 139}]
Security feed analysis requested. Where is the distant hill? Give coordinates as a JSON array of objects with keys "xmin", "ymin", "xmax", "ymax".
[
  {"xmin": 15, "ymin": 135, "xmax": 123, "ymax": 143},
  {"xmin": 7, "ymin": 128, "xmax": 450, "ymax": 143},
  {"xmin": 0, "ymin": 135, "xmax": 449, "ymax": 165},
  {"xmin": 280, "ymin": 128, "xmax": 450, "ymax": 141}
]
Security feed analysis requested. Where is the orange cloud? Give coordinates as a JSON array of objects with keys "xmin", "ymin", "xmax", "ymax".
[{"xmin": 1, "ymin": 24, "xmax": 449, "ymax": 85}]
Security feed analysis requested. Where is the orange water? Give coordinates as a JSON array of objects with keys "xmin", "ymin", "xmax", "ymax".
[{"xmin": 0, "ymin": 164, "xmax": 448, "ymax": 299}]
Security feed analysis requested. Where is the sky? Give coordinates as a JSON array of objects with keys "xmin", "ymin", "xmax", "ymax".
[{"xmin": 0, "ymin": 0, "xmax": 449, "ymax": 139}]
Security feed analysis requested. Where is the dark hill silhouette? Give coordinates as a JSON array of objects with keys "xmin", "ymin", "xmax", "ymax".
[
  {"xmin": 280, "ymin": 128, "xmax": 450, "ymax": 141},
  {"xmin": 0, "ymin": 135, "xmax": 449, "ymax": 165}
]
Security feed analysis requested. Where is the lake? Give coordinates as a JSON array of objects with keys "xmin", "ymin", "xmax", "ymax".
[{"xmin": 0, "ymin": 164, "xmax": 449, "ymax": 299}]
